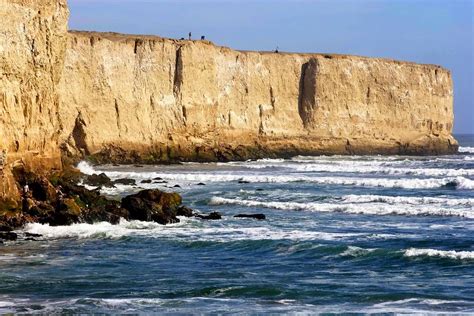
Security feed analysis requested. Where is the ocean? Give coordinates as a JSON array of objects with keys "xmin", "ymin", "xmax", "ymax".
[{"xmin": 1, "ymin": 135, "xmax": 473, "ymax": 314}]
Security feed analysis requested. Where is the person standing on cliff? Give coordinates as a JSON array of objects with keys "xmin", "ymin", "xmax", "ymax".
[{"xmin": 188, "ymin": 32, "xmax": 192, "ymax": 40}]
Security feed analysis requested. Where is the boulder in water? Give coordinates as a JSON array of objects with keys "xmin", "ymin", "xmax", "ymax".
[
  {"xmin": 176, "ymin": 206, "xmax": 194, "ymax": 217},
  {"xmin": 121, "ymin": 189, "xmax": 182, "ymax": 225},
  {"xmin": 196, "ymin": 211, "xmax": 222, "ymax": 220},
  {"xmin": 114, "ymin": 178, "xmax": 137, "ymax": 186},
  {"xmin": 234, "ymin": 214, "xmax": 266, "ymax": 220},
  {"xmin": 84, "ymin": 173, "xmax": 114, "ymax": 187},
  {"xmin": 0, "ymin": 231, "xmax": 17, "ymax": 241}
]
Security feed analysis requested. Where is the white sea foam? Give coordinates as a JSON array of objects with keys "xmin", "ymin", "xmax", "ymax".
[
  {"xmin": 459, "ymin": 146, "xmax": 474, "ymax": 154},
  {"xmin": 77, "ymin": 163, "xmax": 474, "ymax": 190},
  {"xmin": 77, "ymin": 161, "xmax": 97, "ymax": 175},
  {"xmin": 237, "ymin": 160, "xmax": 474, "ymax": 177},
  {"xmin": 209, "ymin": 197, "xmax": 474, "ymax": 218},
  {"xmin": 404, "ymin": 248, "xmax": 474, "ymax": 260},
  {"xmin": 341, "ymin": 194, "xmax": 474, "ymax": 207},
  {"xmin": 23, "ymin": 220, "xmax": 362, "ymax": 242},
  {"xmin": 366, "ymin": 298, "xmax": 473, "ymax": 314},
  {"xmin": 340, "ymin": 246, "xmax": 376, "ymax": 257}
]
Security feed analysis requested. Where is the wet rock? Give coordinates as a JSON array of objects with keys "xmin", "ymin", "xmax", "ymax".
[
  {"xmin": 134, "ymin": 165, "xmax": 144, "ymax": 168},
  {"xmin": 173, "ymin": 184, "xmax": 181, "ymax": 188},
  {"xmin": 29, "ymin": 176, "xmax": 57, "ymax": 202},
  {"xmin": 121, "ymin": 189, "xmax": 182, "ymax": 225},
  {"xmin": 83, "ymin": 173, "xmax": 114, "ymax": 187},
  {"xmin": 154, "ymin": 180, "xmax": 167, "ymax": 184},
  {"xmin": 153, "ymin": 177, "xmax": 163, "ymax": 180},
  {"xmin": 176, "ymin": 206, "xmax": 194, "ymax": 217},
  {"xmin": 238, "ymin": 180, "xmax": 250, "ymax": 184},
  {"xmin": 0, "ymin": 231, "xmax": 18, "ymax": 241},
  {"xmin": 234, "ymin": 214, "xmax": 266, "ymax": 220},
  {"xmin": 0, "ymin": 225, "xmax": 13, "ymax": 232},
  {"xmin": 141, "ymin": 179, "xmax": 152, "ymax": 184},
  {"xmin": 113, "ymin": 178, "xmax": 136, "ymax": 186},
  {"xmin": 50, "ymin": 198, "xmax": 82, "ymax": 226},
  {"xmin": 197, "ymin": 183, "xmax": 206, "ymax": 186},
  {"xmin": 25, "ymin": 232, "xmax": 42, "ymax": 238},
  {"xmin": 196, "ymin": 212, "xmax": 222, "ymax": 220}
]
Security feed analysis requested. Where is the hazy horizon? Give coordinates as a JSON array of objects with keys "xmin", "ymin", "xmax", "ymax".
[{"xmin": 68, "ymin": 0, "xmax": 473, "ymax": 134}]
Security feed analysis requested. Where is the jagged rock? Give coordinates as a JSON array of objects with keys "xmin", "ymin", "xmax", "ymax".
[
  {"xmin": 234, "ymin": 214, "xmax": 266, "ymax": 220},
  {"xmin": 114, "ymin": 178, "xmax": 136, "ymax": 186},
  {"xmin": 196, "ymin": 212, "xmax": 222, "ymax": 220},
  {"xmin": 176, "ymin": 206, "xmax": 194, "ymax": 217},
  {"xmin": 51, "ymin": 198, "xmax": 83, "ymax": 226},
  {"xmin": 25, "ymin": 232, "xmax": 42, "ymax": 238},
  {"xmin": 121, "ymin": 189, "xmax": 182, "ymax": 225},
  {"xmin": 0, "ymin": 231, "xmax": 18, "ymax": 241},
  {"xmin": 140, "ymin": 180, "xmax": 152, "ymax": 184},
  {"xmin": 0, "ymin": 225, "xmax": 13, "ymax": 232},
  {"xmin": 83, "ymin": 173, "xmax": 114, "ymax": 187}
]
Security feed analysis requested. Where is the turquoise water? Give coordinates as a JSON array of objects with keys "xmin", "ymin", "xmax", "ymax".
[{"xmin": 1, "ymin": 136, "xmax": 473, "ymax": 314}]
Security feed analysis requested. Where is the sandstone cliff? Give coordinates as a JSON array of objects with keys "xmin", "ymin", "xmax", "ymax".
[
  {"xmin": 0, "ymin": 0, "xmax": 458, "ymax": 206},
  {"xmin": 0, "ymin": 0, "xmax": 69, "ymax": 204},
  {"xmin": 58, "ymin": 31, "xmax": 457, "ymax": 163}
]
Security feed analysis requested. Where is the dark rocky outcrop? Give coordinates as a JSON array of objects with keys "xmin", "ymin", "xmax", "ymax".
[
  {"xmin": 176, "ymin": 206, "xmax": 195, "ymax": 217},
  {"xmin": 83, "ymin": 173, "xmax": 114, "ymax": 187},
  {"xmin": 0, "ymin": 231, "xmax": 17, "ymax": 241},
  {"xmin": 114, "ymin": 178, "xmax": 137, "ymax": 185},
  {"xmin": 121, "ymin": 189, "xmax": 182, "ymax": 225},
  {"xmin": 0, "ymin": 167, "xmax": 194, "ymax": 232},
  {"xmin": 196, "ymin": 212, "xmax": 222, "ymax": 220}
]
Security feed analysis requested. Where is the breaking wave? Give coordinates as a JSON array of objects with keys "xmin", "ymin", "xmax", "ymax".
[
  {"xmin": 23, "ymin": 220, "xmax": 363, "ymax": 242},
  {"xmin": 459, "ymin": 146, "xmax": 474, "ymax": 154},
  {"xmin": 404, "ymin": 248, "xmax": 474, "ymax": 260},
  {"xmin": 209, "ymin": 197, "xmax": 474, "ymax": 218},
  {"xmin": 77, "ymin": 161, "xmax": 474, "ymax": 190}
]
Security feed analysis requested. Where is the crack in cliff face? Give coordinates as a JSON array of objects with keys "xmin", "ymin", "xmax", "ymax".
[
  {"xmin": 173, "ymin": 45, "xmax": 185, "ymax": 124},
  {"xmin": 270, "ymin": 86, "xmax": 276, "ymax": 110},
  {"xmin": 114, "ymin": 99, "xmax": 121, "ymax": 137},
  {"xmin": 298, "ymin": 58, "xmax": 318, "ymax": 129}
]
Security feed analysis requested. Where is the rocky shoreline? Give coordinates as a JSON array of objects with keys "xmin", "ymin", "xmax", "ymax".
[{"xmin": 0, "ymin": 165, "xmax": 266, "ymax": 244}]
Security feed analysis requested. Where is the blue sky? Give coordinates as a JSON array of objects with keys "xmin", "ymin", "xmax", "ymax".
[{"xmin": 68, "ymin": 0, "xmax": 473, "ymax": 134}]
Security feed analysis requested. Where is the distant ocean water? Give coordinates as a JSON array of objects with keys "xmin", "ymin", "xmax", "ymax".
[{"xmin": 1, "ymin": 135, "xmax": 473, "ymax": 314}]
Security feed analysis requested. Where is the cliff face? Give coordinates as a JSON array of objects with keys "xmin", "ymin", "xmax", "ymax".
[
  {"xmin": 58, "ymin": 31, "xmax": 457, "ymax": 163},
  {"xmin": 0, "ymin": 0, "xmax": 69, "ymax": 203}
]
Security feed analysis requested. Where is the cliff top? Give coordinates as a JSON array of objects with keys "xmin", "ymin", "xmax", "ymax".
[{"xmin": 68, "ymin": 30, "xmax": 448, "ymax": 71}]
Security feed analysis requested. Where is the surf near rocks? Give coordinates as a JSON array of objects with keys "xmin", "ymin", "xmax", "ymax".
[{"xmin": 0, "ymin": 167, "xmax": 201, "ymax": 242}]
